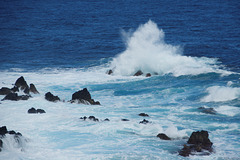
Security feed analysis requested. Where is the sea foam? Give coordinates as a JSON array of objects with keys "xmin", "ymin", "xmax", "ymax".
[
  {"xmin": 110, "ymin": 20, "xmax": 229, "ymax": 76},
  {"xmin": 201, "ymin": 86, "xmax": 240, "ymax": 102}
]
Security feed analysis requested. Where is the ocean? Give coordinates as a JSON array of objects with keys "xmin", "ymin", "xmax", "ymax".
[{"xmin": 0, "ymin": 0, "xmax": 240, "ymax": 159}]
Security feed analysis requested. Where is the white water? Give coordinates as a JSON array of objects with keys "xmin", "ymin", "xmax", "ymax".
[
  {"xmin": 201, "ymin": 85, "xmax": 240, "ymax": 102},
  {"xmin": 110, "ymin": 20, "xmax": 230, "ymax": 76}
]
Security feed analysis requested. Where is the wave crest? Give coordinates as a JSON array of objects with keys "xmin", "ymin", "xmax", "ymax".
[{"xmin": 110, "ymin": 20, "xmax": 229, "ymax": 76}]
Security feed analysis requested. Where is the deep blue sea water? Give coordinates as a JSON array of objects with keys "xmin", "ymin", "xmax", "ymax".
[{"xmin": 0, "ymin": 0, "xmax": 240, "ymax": 159}]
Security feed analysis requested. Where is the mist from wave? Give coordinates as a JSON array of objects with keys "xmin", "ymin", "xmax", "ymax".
[{"xmin": 109, "ymin": 20, "xmax": 231, "ymax": 77}]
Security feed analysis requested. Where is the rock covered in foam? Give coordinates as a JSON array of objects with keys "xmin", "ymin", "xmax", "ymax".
[
  {"xmin": 139, "ymin": 119, "xmax": 150, "ymax": 124},
  {"xmin": 0, "ymin": 126, "xmax": 24, "ymax": 152},
  {"xmin": 179, "ymin": 130, "xmax": 213, "ymax": 157},
  {"xmin": 198, "ymin": 107, "xmax": 217, "ymax": 115},
  {"xmin": 134, "ymin": 70, "xmax": 143, "ymax": 76},
  {"xmin": 70, "ymin": 88, "xmax": 100, "ymax": 105}
]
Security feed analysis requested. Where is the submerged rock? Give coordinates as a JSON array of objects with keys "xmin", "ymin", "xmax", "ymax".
[
  {"xmin": 45, "ymin": 92, "xmax": 60, "ymax": 102},
  {"xmin": 198, "ymin": 107, "xmax": 217, "ymax": 115},
  {"xmin": 139, "ymin": 119, "xmax": 149, "ymax": 124},
  {"xmin": 138, "ymin": 113, "xmax": 149, "ymax": 117},
  {"xmin": 157, "ymin": 133, "xmax": 171, "ymax": 140},
  {"xmin": 179, "ymin": 130, "xmax": 213, "ymax": 157},
  {"xmin": 71, "ymin": 88, "xmax": 100, "ymax": 105},
  {"xmin": 134, "ymin": 70, "xmax": 143, "ymax": 76},
  {"xmin": 79, "ymin": 116, "xmax": 103, "ymax": 122},
  {"xmin": 121, "ymin": 119, "xmax": 130, "ymax": 121}
]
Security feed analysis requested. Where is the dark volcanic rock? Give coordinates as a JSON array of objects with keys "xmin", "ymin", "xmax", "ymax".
[
  {"xmin": 2, "ymin": 93, "xmax": 31, "ymax": 101},
  {"xmin": 198, "ymin": 107, "xmax": 217, "ymax": 115},
  {"xmin": 134, "ymin": 70, "xmax": 143, "ymax": 76},
  {"xmin": 15, "ymin": 76, "xmax": 29, "ymax": 94},
  {"xmin": 0, "ymin": 126, "xmax": 23, "ymax": 152},
  {"xmin": 0, "ymin": 139, "xmax": 2, "ymax": 151},
  {"xmin": 2, "ymin": 93, "xmax": 18, "ymax": 101},
  {"xmin": 157, "ymin": 133, "xmax": 171, "ymax": 140},
  {"xmin": 29, "ymin": 83, "xmax": 39, "ymax": 94},
  {"xmin": 0, "ymin": 87, "xmax": 12, "ymax": 95},
  {"xmin": 11, "ymin": 86, "xmax": 19, "ymax": 92},
  {"xmin": 104, "ymin": 118, "xmax": 110, "ymax": 121},
  {"xmin": 138, "ymin": 113, "xmax": 149, "ymax": 117},
  {"xmin": 146, "ymin": 73, "xmax": 151, "ymax": 77},
  {"xmin": 36, "ymin": 109, "xmax": 46, "ymax": 114},
  {"xmin": 45, "ymin": 92, "xmax": 60, "ymax": 102},
  {"xmin": 139, "ymin": 119, "xmax": 149, "ymax": 124},
  {"xmin": 106, "ymin": 69, "xmax": 113, "ymax": 75},
  {"xmin": 28, "ymin": 107, "xmax": 37, "ymax": 114},
  {"xmin": 80, "ymin": 116, "xmax": 99, "ymax": 122},
  {"xmin": 179, "ymin": 130, "xmax": 213, "ymax": 157},
  {"xmin": 0, "ymin": 126, "xmax": 8, "ymax": 136},
  {"xmin": 71, "ymin": 88, "xmax": 100, "ymax": 105}
]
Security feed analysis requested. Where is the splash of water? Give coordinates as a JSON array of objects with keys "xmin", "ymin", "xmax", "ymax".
[{"xmin": 110, "ymin": 20, "xmax": 228, "ymax": 76}]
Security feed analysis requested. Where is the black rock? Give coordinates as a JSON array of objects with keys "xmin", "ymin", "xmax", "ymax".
[
  {"xmin": 19, "ymin": 95, "xmax": 31, "ymax": 100},
  {"xmin": 80, "ymin": 116, "xmax": 99, "ymax": 121},
  {"xmin": 134, "ymin": 70, "xmax": 143, "ymax": 76},
  {"xmin": 0, "ymin": 126, "xmax": 23, "ymax": 152},
  {"xmin": 2, "ymin": 93, "xmax": 18, "ymax": 101},
  {"xmin": 179, "ymin": 130, "xmax": 213, "ymax": 157},
  {"xmin": 71, "ymin": 88, "xmax": 100, "ymax": 105},
  {"xmin": 29, "ymin": 83, "xmax": 39, "ymax": 94},
  {"xmin": 28, "ymin": 107, "xmax": 37, "ymax": 113},
  {"xmin": 138, "ymin": 113, "xmax": 149, "ymax": 117},
  {"xmin": 198, "ymin": 107, "xmax": 217, "ymax": 115},
  {"xmin": 157, "ymin": 133, "xmax": 171, "ymax": 140},
  {"xmin": 80, "ymin": 116, "xmax": 87, "ymax": 120},
  {"xmin": 2, "ymin": 92, "xmax": 31, "ymax": 101},
  {"xmin": 139, "ymin": 119, "xmax": 149, "ymax": 124},
  {"xmin": 0, "ymin": 139, "xmax": 2, "ymax": 151},
  {"xmin": 106, "ymin": 69, "xmax": 113, "ymax": 75},
  {"xmin": 15, "ymin": 76, "xmax": 29, "ymax": 94},
  {"xmin": 11, "ymin": 86, "xmax": 19, "ymax": 92},
  {"xmin": 0, "ymin": 126, "xmax": 8, "ymax": 136},
  {"xmin": 45, "ymin": 92, "xmax": 60, "ymax": 102},
  {"xmin": 72, "ymin": 88, "xmax": 91, "ymax": 101},
  {"xmin": 146, "ymin": 73, "xmax": 151, "ymax": 77},
  {"xmin": 104, "ymin": 118, "xmax": 110, "ymax": 121},
  {"xmin": 8, "ymin": 130, "xmax": 16, "ymax": 135},
  {"xmin": 37, "ymin": 109, "xmax": 46, "ymax": 114},
  {"xmin": 88, "ymin": 116, "xmax": 99, "ymax": 121},
  {"xmin": 187, "ymin": 130, "xmax": 212, "ymax": 146},
  {"xmin": 121, "ymin": 119, "xmax": 130, "ymax": 121},
  {"xmin": 0, "ymin": 87, "xmax": 12, "ymax": 95}
]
